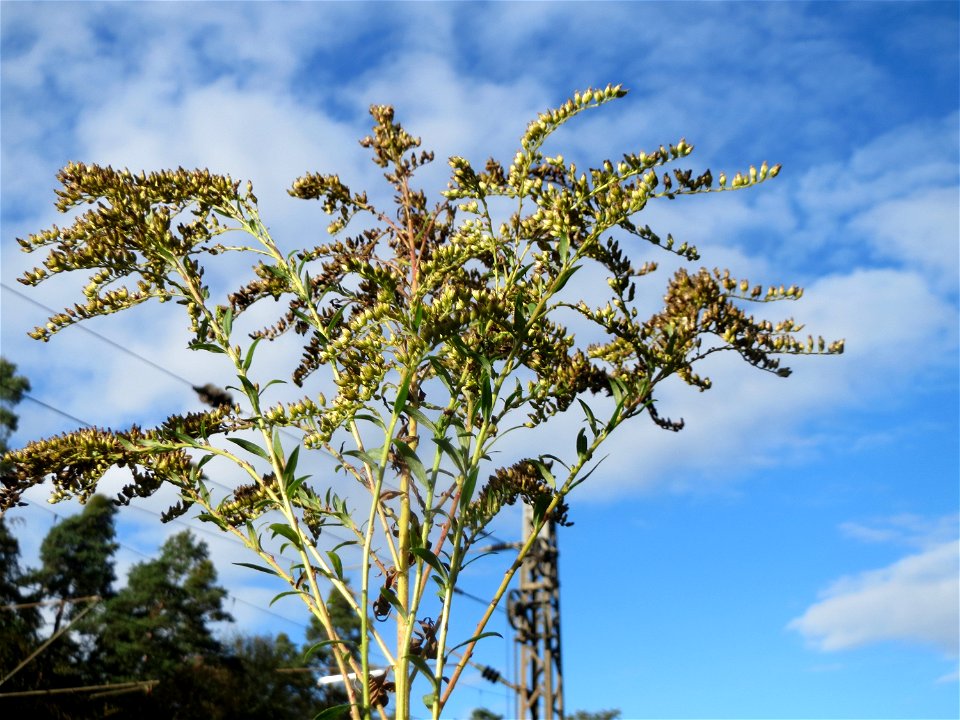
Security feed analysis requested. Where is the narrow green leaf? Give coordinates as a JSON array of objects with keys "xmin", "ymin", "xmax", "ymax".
[
  {"xmin": 433, "ymin": 437, "xmax": 465, "ymax": 474},
  {"xmin": 221, "ymin": 306, "xmax": 233, "ymax": 337},
  {"xmin": 237, "ymin": 374, "xmax": 259, "ymax": 399},
  {"xmin": 379, "ymin": 587, "xmax": 406, "ymax": 619},
  {"xmin": 326, "ymin": 303, "xmax": 347, "ymax": 335},
  {"xmin": 245, "ymin": 521, "xmax": 259, "ymax": 548},
  {"xmin": 531, "ymin": 494, "xmax": 552, "ymax": 528},
  {"xmin": 312, "ymin": 704, "xmax": 352, "ymax": 720},
  {"xmin": 272, "ymin": 428, "xmax": 284, "ymax": 463},
  {"xmin": 554, "ymin": 264, "xmax": 581, "ymax": 293},
  {"xmin": 269, "ymin": 523, "xmax": 303, "ymax": 549},
  {"xmin": 479, "ymin": 370, "xmax": 492, "ymax": 422},
  {"xmin": 447, "ymin": 631, "xmax": 503, "ymax": 654},
  {"xmin": 513, "ymin": 295, "xmax": 527, "ymax": 334},
  {"xmin": 282, "ymin": 444, "xmax": 301, "ymax": 487},
  {"xmin": 427, "ymin": 356, "xmax": 455, "ymax": 394},
  {"xmin": 576, "ymin": 427, "xmax": 588, "ymax": 457},
  {"xmin": 406, "ymin": 655, "xmax": 435, "ymax": 683},
  {"xmin": 609, "ymin": 376, "xmax": 625, "ymax": 406},
  {"xmin": 262, "ymin": 263, "xmax": 288, "ymax": 279},
  {"xmin": 189, "ymin": 342, "xmax": 226, "ymax": 354},
  {"xmin": 531, "ymin": 459, "xmax": 556, "ymax": 488},
  {"xmin": 354, "ymin": 411, "xmax": 386, "ymax": 429},
  {"xmin": 393, "ymin": 439, "xmax": 427, "ymax": 486},
  {"xmin": 394, "ymin": 370, "xmax": 414, "ymax": 415},
  {"xmin": 303, "ymin": 639, "xmax": 353, "ymax": 664},
  {"xmin": 540, "ymin": 453, "xmax": 569, "ymax": 470},
  {"xmin": 269, "ymin": 589, "xmax": 309, "ymax": 607},
  {"xmin": 412, "ymin": 302, "xmax": 424, "ymax": 332},
  {"xmin": 557, "ymin": 231, "xmax": 569, "ymax": 261},
  {"xmin": 578, "ymin": 398, "xmax": 598, "ymax": 435},
  {"xmin": 226, "ymin": 437, "xmax": 270, "ymax": 460},
  {"xmin": 242, "ymin": 337, "xmax": 261, "ymax": 371},
  {"xmin": 196, "ymin": 513, "xmax": 228, "ymax": 530},
  {"xmin": 233, "ymin": 561, "xmax": 279, "ymax": 577},
  {"xmin": 291, "ymin": 307, "xmax": 312, "ymax": 326},
  {"xmin": 343, "ymin": 446, "xmax": 383, "ymax": 471},
  {"xmin": 459, "ymin": 467, "xmax": 480, "ymax": 511},
  {"xmin": 411, "ymin": 547, "xmax": 448, "ymax": 580},
  {"xmin": 403, "ymin": 406, "xmax": 436, "ymax": 434},
  {"xmin": 196, "ymin": 453, "xmax": 216, "ymax": 470},
  {"xmin": 326, "ymin": 550, "xmax": 343, "ymax": 580},
  {"xmin": 569, "ymin": 454, "xmax": 608, "ymax": 491},
  {"xmin": 287, "ymin": 473, "xmax": 308, "ymax": 498},
  {"xmin": 171, "ymin": 431, "xmax": 196, "ymax": 445}
]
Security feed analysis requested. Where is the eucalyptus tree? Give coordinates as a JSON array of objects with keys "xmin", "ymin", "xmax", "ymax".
[{"xmin": 2, "ymin": 86, "xmax": 842, "ymax": 719}]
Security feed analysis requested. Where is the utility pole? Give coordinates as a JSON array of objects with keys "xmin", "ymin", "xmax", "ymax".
[{"xmin": 508, "ymin": 504, "xmax": 564, "ymax": 720}]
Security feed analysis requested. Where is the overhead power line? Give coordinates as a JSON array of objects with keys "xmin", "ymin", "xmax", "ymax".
[
  {"xmin": 2, "ymin": 283, "xmax": 192, "ymax": 387},
  {"xmin": 21, "ymin": 393, "xmax": 90, "ymax": 429}
]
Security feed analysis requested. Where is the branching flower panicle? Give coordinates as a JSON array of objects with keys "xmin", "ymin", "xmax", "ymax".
[{"xmin": 3, "ymin": 86, "xmax": 842, "ymax": 720}]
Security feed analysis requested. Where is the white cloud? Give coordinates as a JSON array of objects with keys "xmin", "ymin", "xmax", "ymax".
[
  {"xmin": 788, "ymin": 538, "xmax": 959, "ymax": 658},
  {"xmin": 2, "ymin": 1, "xmax": 956, "ymax": 507},
  {"xmin": 840, "ymin": 514, "xmax": 960, "ymax": 549},
  {"xmin": 850, "ymin": 187, "xmax": 960, "ymax": 293}
]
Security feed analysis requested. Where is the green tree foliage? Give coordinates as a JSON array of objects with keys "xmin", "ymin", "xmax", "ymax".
[
  {"xmin": 93, "ymin": 530, "xmax": 231, "ymax": 684},
  {"xmin": 0, "ymin": 517, "xmax": 40, "ymax": 693},
  {"xmin": 3, "ymin": 505, "xmax": 350, "ymax": 718},
  {"xmin": 0, "ymin": 358, "xmax": 30, "ymax": 456},
  {"xmin": 0, "ymin": 358, "xmax": 30, "ymax": 483},
  {"xmin": 566, "ymin": 710, "xmax": 622, "ymax": 720},
  {"xmin": 32, "ymin": 494, "xmax": 118, "ymax": 633},
  {"xmin": 210, "ymin": 632, "xmax": 328, "ymax": 720},
  {"xmin": 2, "ymin": 86, "xmax": 843, "ymax": 719},
  {"xmin": 470, "ymin": 708, "xmax": 504, "ymax": 720},
  {"xmin": 0, "ymin": 361, "xmax": 39, "ymax": 696}
]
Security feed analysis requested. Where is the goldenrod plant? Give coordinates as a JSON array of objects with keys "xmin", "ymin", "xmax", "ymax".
[{"xmin": 2, "ymin": 85, "xmax": 842, "ymax": 720}]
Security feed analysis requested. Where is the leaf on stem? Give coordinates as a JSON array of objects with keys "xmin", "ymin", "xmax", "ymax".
[
  {"xmin": 311, "ymin": 704, "xmax": 353, "ymax": 720},
  {"xmin": 233, "ymin": 561, "xmax": 280, "ymax": 577},
  {"xmin": 226, "ymin": 436, "xmax": 270, "ymax": 460},
  {"xmin": 446, "ymin": 631, "xmax": 503, "ymax": 654},
  {"xmin": 411, "ymin": 546, "xmax": 448, "ymax": 581},
  {"xmin": 393, "ymin": 439, "xmax": 428, "ymax": 486}
]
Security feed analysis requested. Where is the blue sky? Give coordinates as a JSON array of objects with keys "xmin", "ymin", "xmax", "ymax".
[{"xmin": 1, "ymin": 2, "xmax": 957, "ymax": 718}]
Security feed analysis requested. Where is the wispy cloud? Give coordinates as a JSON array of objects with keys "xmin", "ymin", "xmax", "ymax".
[{"xmin": 789, "ymin": 516, "xmax": 959, "ymax": 673}]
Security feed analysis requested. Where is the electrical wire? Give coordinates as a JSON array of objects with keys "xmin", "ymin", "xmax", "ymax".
[
  {"xmin": 4, "ymin": 282, "xmax": 515, "ymax": 546},
  {"xmin": 21, "ymin": 500, "xmax": 311, "ymax": 630},
  {"xmin": 3, "ymin": 283, "xmax": 193, "ymax": 387},
  {"xmin": 4, "ymin": 281, "xmax": 519, "ymax": 690}
]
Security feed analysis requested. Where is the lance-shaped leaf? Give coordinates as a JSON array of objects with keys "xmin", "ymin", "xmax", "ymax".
[
  {"xmin": 446, "ymin": 631, "xmax": 502, "ymax": 654},
  {"xmin": 227, "ymin": 436, "xmax": 270, "ymax": 461},
  {"xmin": 393, "ymin": 438, "xmax": 428, "ymax": 486},
  {"xmin": 411, "ymin": 546, "xmax": 448, "ymax": 582},
  {"xmin": 233, "ymin": 561, "xmax": 280, "ymax": 577}
]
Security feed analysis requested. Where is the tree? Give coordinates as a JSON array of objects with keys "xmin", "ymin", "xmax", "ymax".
[
  {"xmin": 94, "ymin": 531, "xmax": 230, "ymax": 677},
  {"xmin": 210, "ymin": 632, "xmax": 328, "ymax": 720},
  {"xmin": 0, "ymin": 361, "xmax": 40, "ymax": 697},
  {"xmin": 566, "ymin": 711, "xmax": 621, "ymax": 720},
  {"xmin": 0, "ymin": 358, "xmax": 30, "ymax": 458},
  {"xmin": 87, "ymin": 530, "xmax": 231, "ymax": 717},
  {"xmin": 0, "ymin": 517, "xmax": 41, "ymax": 694},
  {"xmin": 470, "ymin": 708, "xmax": 504, "ymax": 720},
  {"xmin": 0, "ymin": 358, "xmax": 30, "ymax": 482},
  {"xmin": 1, "ymin": 86, "xmax": 843, "ymax": 719},
  {"xmin": 32, "ymin": 494, "xmax": 118, "ymax": 634}
]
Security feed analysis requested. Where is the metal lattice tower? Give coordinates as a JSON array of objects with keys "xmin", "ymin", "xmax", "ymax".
[{"xmin": 507, "ymin": 505, "xmax": 564, "ymax": 720}]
